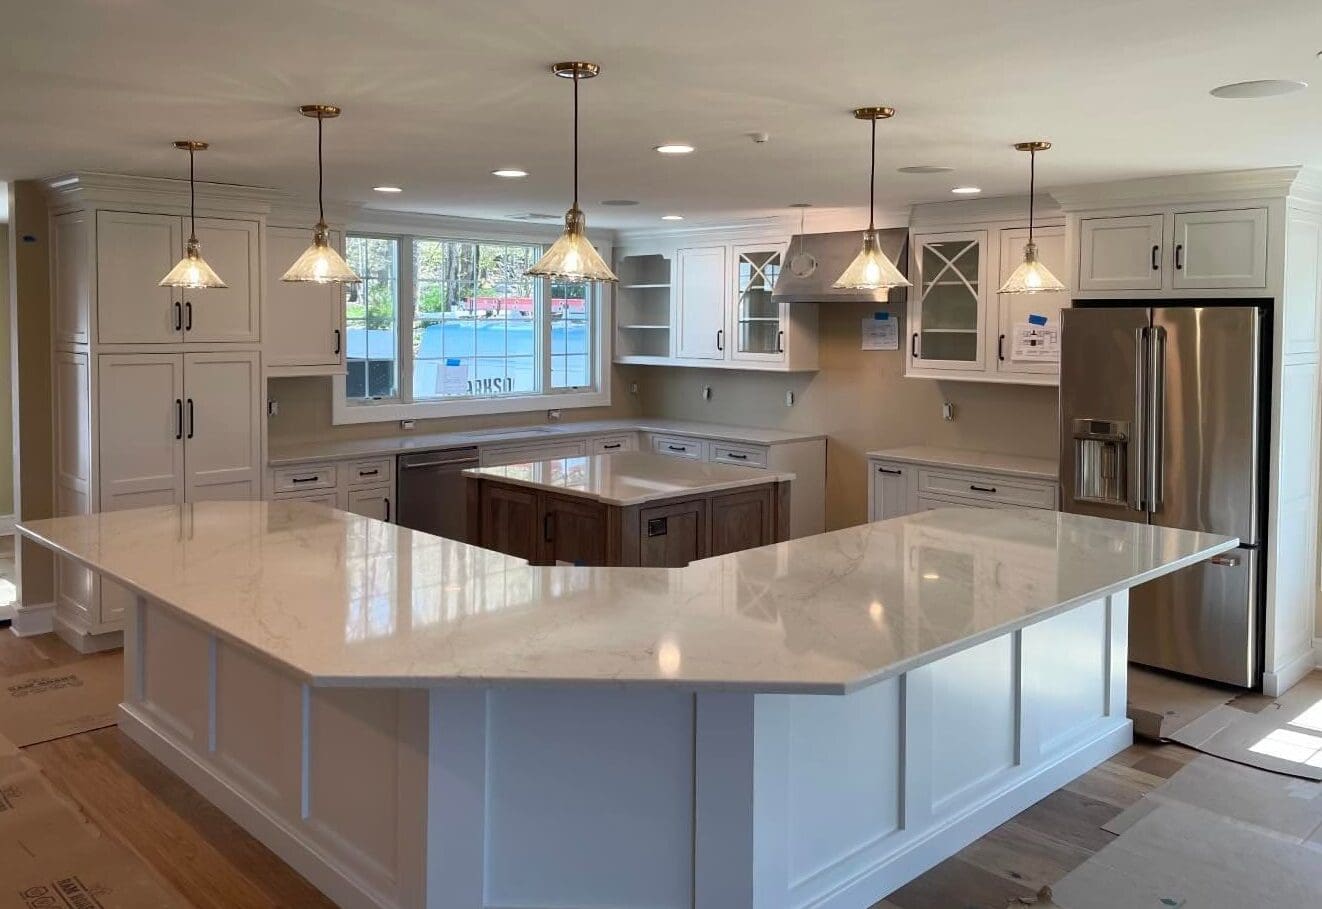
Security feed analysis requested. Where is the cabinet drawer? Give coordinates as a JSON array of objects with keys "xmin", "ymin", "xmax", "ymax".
[
  {"xmin": 272, "ymin": 463, "xmax": 337, "ymax": 493},
  {"xmin": 591, "ymin": 434, "xmax": 637, "ymax": 454},
  {"xmin": 917, "ymin": 468, "xmax": 1056, "ymax": 509},
  {"xmin": 344, "ymin": 457, "xmax": 393, "ymax": 487},
  {"xmin": 271, "ymin": 490, "xmax": 338, "ymax": 508},
  {"xmin": 481, "ymin": 440, "xmax": 587, "ymax": 467},
  {"xmin": 651, "ymin": 434, "xmax": 707, "ymax": 460},
  {"xmin": 709, "ymin": 442, "xmax": 767, "ymax": 468}
]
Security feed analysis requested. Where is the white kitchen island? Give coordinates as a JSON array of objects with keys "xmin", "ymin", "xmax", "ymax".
[{"xmin": 17, "ymin": 502, "xmax": 1235, "ymax": 909}]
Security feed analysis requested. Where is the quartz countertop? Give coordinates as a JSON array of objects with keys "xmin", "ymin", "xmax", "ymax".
[
  {"xmin": 464, "ymin": 451, "xmax": 793, "ymax": 506},
  {"xmin": 18, "ymin": 502, "xmax": 1233, "ymax": 694},
  {"xmin": 269, "ymin": 418, "xmax": 825, "ymax": 466},
  {"xmin": 868, "ymin": 445, "xmax": 1059, "ymax": 481}
]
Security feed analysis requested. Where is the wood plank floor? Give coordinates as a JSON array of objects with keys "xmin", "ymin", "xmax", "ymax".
[{"xmin": 0, "ymin": 627, "xmax": 1195, "ymax": 909}]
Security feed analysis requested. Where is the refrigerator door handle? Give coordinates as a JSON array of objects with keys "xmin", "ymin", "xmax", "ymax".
[
  {"xmin": 1130, "ymin": 326, "xmax": 1149, "ymax": 511},
  {"xmin": 1148, "ymin": 325, "xmax": 1167, "ymax": 512}
]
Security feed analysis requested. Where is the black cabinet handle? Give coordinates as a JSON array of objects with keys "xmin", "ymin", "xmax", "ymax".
[
  {"xmin": 358, "ymin": 468, "xmax": 379, "ymax": 477},
  {"xmin": 726, "ymin": 452, "xmax": 748, "ymax": 460},
  {"xmin": 185, "ymin": 300, "xmax": 193, "ymax": 331},
  {"xmin": 333, "ymin": 329, "xmax": 341, "ymax": 354},
  {"xmin": 776, "ymin": 329, "xmax": 784, "ymax": 353},
  {"xmin": 911, "ymin": 332, "xmax": 919, "ymax": 358},
  {"xmin": 543, "ymin": 513, "xmax": 554, "ymax": 543},
  {"xmin": 602, "ymin": 443, "xmax": 622, "ymax": 450},
  {"xmin": 1151, "ymin": 244, "xmax": 1160, "ymax": 271},
  {"xmin": 667, "ymin": 444, "xmax": 686, "ymax": 452},
  {"xmin": 969, "ymin": 483, "xmax": 997, "ymax": 493},
  {"xmin": 290, "ymin": 476, "xmax": 318, "ymax": 484},
  {"xmin": 186, "ymin": 398, "xmax": 195, "ymax": 439},
  {"xmin": 1174, "ymin": 244, "xmax": 1184, "ymax": 270},
  {"xmin": 174, "ymin": 301, "xmax": 183, "ymax": 332},
  {"xmin": 175, "ymin": 398, "xmax": 183, "ymax": 440},
  {"xmin": 384, "ymin": 498, "xmax": 391, "ymax": 522},
  {"xmin": 877, "ymin": 466, "xmax": 903, "ymax": 476},
  {"xmin": 716, "ymin": 329, "xmax": 724, "ymax": 351},
  {"xmin": 997, "ymin": 334, "xmax": 1006, "ymax": 361}
]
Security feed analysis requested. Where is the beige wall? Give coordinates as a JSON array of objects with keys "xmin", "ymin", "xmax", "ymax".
[
  {"xmin": 629, "ymin": 301, "xmax": 1060, "ymax": 530},
  {"xmin": 0, "ymin": 224, "xmax": 13, "ymax": 516}
]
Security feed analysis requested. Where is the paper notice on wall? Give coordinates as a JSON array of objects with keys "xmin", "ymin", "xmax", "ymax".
[
  {"xmin": 862, "ymin": 312, "xmax": 899, "ymax": 350},
  {"xmin": 442, "ymin": 358, "xmax": 469, "ymax": 396},
  {"xmin": 1012, "ymin": 315, "xmax": 1060, "ymax": 362}
]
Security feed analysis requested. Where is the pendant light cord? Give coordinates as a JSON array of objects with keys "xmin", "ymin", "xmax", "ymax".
[
  {"xmin": 1027, "ymin": 147, "xmax": 1036, "ymax": 245},
  {"xmin": 572, "ymin": 69, "xmax": 580, "ymax": 210},
  {"xmin": 317, "ymin": 113, "xmax": 326, "ymax": 226},
  {"xmin": 188, "ymin": 145, "xmax": 197, "ymax": 243},
  {"xmin": 868, "ymin": 116, "xmax": 877, "ymax": 232}
]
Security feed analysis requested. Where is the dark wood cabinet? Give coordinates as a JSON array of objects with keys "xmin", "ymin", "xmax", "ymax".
[{"xmin": 468, "ymin": 476, "xmax": 790, "ymax": 567}]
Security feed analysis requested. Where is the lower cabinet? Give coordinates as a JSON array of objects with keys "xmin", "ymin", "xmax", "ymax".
[
  {"xmin": 267, "ymin": 458, "xmax": 396, "ymax": 522},
  {"xmin": 346, "ymin": 485, "xmax": 394, "ymax": 522},
  {"xmin": 868, "ymin": 457, "xmax": 1059, "ymax": 521},
  {"xmin": 638, "ymin": 499, "xmax": 707, "ymax": 567}
]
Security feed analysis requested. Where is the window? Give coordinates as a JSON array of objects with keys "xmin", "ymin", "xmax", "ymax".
[{"xmin": 336, "ymin": 231, "xmax": 608, "ymax": 423}]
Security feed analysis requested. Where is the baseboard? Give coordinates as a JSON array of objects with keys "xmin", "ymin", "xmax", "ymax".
[
  {"xmin": 119, "ymin": 705, "xmax": 392, "ymax": 909},
  {"xmin": 9, "ymin": 601, "xmax": 55, "ymax": 636},
  {"xmin": 0, "ymin": 514, "xmax": 14, "ymax": 536},
  {"xmin": 1314, "ymin": 637, "xmax": 1322, "ymax": 670},
  {"xmin": 1263, "ymin": 646, "xmax": 1317, "ymax": 697}
]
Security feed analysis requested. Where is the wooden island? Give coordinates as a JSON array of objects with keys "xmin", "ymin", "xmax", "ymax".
[{"xmin": 465, "ymin": 451, "xmax": 793, "ymax": 566}]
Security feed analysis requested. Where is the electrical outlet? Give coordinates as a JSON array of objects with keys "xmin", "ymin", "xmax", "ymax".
[
  {"xmin": 400, "ymin": 419, "xmax": 416, "ymax": 431},
  {"xmin": 785, "ymin": 390, "xmax": 795, "ymax": 407},
  {"xmin": 701, "ymin": 385, "xmax": 712, "ymax": 401},
  {"xmin": 547, "ymin": 409, "xmax": 562, "ymax": 423},
  {"xmin": 629, "ymin": 382, "xmax": 639, "ymax": 396},
  {"xmin": 266, "ymin": 399, "xmax": 279, "ymax": 417},
  {"xmin": 942, "ymin": 402, "xmax": 955, "ymax": 422}
]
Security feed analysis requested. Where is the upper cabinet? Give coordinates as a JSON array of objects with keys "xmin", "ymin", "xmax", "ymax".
[
  {"xmin": 1076, "ymin": 208, "xmax": 1268, "ymax": 292},
  {"xmin": 995, "ymin": 225, "xmax": 1068, "ymax": 379},
  {"xmin": 908, "ymin": 230, "xmax": 988, "ymax": 374},
  {"xmin": 94, "ymin": 210, "xmax": 260, "ymax": 345},
  {"xmin": 265, "ymin": 225, "xmax": 347, "ymax": 374},
  {"xmin": 614, "ymin": 236, "xmax": 818, "ymax": 372}
]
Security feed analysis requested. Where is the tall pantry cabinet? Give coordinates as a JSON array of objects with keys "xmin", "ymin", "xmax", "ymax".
[{"xmin": 45, "ymin": 174, "xmax": 269, "ymax": 649}]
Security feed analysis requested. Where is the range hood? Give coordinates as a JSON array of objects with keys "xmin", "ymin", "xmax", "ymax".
[{"xmin": 771, "ymin": 229, "xmax": 909, "ymax": 304}]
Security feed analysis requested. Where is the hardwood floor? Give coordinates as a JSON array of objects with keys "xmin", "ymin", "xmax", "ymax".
[{"xmin": 0, "ymin": 628, "xmax": 1196, "ymax": 909}]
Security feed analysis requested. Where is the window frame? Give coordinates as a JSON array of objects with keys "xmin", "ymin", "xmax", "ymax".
[{"xmin": 332, "ymin": 228, "xmax": 611, "ymax": 425}]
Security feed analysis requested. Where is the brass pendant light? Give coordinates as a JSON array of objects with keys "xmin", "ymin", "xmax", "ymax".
[
  {"xmin": 997, "ymin": 141, "xmax": 1067, "ymax": 294},
  {"xmin": 834, "ymin": 107, "xmax": 910, "ymax": 291},
  {"xmin": 281, "ymin": 104, "xmax": 361, "ymax": 284},
  {"xmin": 526, "ymin": 62, "xmax": 618, "ymax": 283},
  {"xmin": 159, "ymin": 141, "xmax": 227, "ymax": 289}
]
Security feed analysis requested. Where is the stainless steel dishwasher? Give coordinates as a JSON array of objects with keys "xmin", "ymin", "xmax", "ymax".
[{"xmin": 395, "ymin": 447, "xmax": 480, "ymax": 540}]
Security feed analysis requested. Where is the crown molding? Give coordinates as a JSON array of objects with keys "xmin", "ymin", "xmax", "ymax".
[
  {"xmin": 43, "ymin": 171, "xmax": 282, "ymax": 217},
  {"xmin": 348, "ymin": 207, "xmax": 614, "ymax": 247},
  {"xmin": 268, "ymin": 200, "xmax": 362, "ymax": 231},
  {"xmin": 1051, "ymin": 166, "xmax": 1304, "ymax": 211},
  {"xmin": 613, "ymin": 206, "xmax": 909, "ymax": 247},
  {"xmin": 910, "ymin": 193, "xmax": 1062, "ymax": 228}
]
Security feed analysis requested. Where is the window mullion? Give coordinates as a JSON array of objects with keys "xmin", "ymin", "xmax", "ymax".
[
  {"xmin": 538, "ymin": 275, "xmax": 550, "ymax": 395},
  {"xmin": 399, "ymin": 237, "xmax": 417, "ymax": 405}
]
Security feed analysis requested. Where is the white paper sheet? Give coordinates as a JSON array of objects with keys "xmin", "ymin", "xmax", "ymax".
[
  {"xmin": 1011, "ymin": 323, "xmax": 1060, "ymax": 362},
  {"xmin": 862, "ymin": 314, "xmax": 899, "ymax": 350}
]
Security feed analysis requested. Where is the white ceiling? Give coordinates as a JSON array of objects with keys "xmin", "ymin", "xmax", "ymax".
[{"xmin": 3, "ymin": 0, "xmax": 1321, "ymax": 229}]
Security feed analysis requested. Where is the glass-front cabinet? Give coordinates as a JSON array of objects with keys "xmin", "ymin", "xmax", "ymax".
[
  {"xmin": 731, "ymin": 244, "xmax": 785, "ymax": 362},
  {"xmin": 908, "ymin": 230, "xmax": 988, "ymax": 373}
]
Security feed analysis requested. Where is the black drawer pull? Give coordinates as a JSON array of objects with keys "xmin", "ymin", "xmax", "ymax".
[
  {"xmin": 175, "ymin": 398, "xmax": 183, "ymax": 440},
  {"xmin": 185, "ymin": 300, "xmax": 193, "ymax": 331},
  {"xmin": 997, "ymin": 334, "xmax": 1006, "ymax": 361},
  {"xmin": 1151, "ymin": 244, "xmax": 1160, "ymax": 271},
  {"xmin": 174, "ymin": 301, "xmax": 183, "ymax": 331},
  {"xmin": 602, "ymin": 443, "xmax": 622, "ymax": 450},
  {"xmin": 667, "ymin": 445, "xmax": 686, "ymax": 452},
  {"xmin": 186, "ymin": 398, "xmax": 195, "ymax": 439},
  {"xmin": 877, "ymin": 467, "xmax": 902, "ymax": 476},
  {"xmin": 290, "ymin": 476, "xmax": 319, "ymax": 484},
  {"xmin": 358, "ymin": 468, "xmax": 380, "ymax": 477},
  {"xmin": 1174, "ymin": 244, "xmax": 1184, "ymax": 270},
  {"xmin": 333, "ymin": 329, "xmax": 342, "ymax": 354},
  {"xmin": 969, "ymin": 484, "xmax": 998, "ymax": 493},
  {"xmin": 725, "ymin": 452, "xmax": 748, "ymax": 460}
]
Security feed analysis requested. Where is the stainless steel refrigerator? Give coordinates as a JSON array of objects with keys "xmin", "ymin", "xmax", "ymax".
[{"xmin": 1059, "ymin": 304, "xmax": 1265, "ymax": 688}]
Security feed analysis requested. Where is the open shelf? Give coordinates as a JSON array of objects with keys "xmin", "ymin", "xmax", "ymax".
[
  {"xmin": 622, "ymin": 283, "xmax": 671, "ymax": 290},
  {"xmin": 615, "ymin": 252, "xmax": 674, "ymax": 360},
  {"xmin": 620, "ymin": 324, "xmax": 669, "ymax": 330}
]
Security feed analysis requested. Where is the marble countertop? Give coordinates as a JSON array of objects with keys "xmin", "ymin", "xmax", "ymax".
[
  {"xmin": 464, "ymin": 451, "xmax": 793, "ymax": 506},
  {"xmin": 269, "ymin": 418, "xmax": 825, "ymax": 466},
  {"xmin": 18, "ymin": 502, "xmax": 1234, "ymax": 694},
  {"xmin": 868, "ymin": 445, "xmax": 1060, "ymax": 481}
]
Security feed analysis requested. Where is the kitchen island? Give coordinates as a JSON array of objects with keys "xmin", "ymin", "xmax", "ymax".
[
  {"xmin": 465, "ymin": 451, "xmax": 792, "ymax": 566},
  {"xmin": 18, "ymin": 502, "xmax": 1235, "ymax": 909}
]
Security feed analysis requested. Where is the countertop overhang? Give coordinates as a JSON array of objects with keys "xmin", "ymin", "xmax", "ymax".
[{"xmin": 17, "ymin": 503, "xmax": 1234, "ymax": 694}]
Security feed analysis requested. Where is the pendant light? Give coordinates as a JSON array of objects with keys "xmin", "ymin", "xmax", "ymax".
[
  {"xmin": 998, "ymin": 141, "xmax": 1066, "ymax": 294},
  {"xmin": 526, "ymin": 62, "xmax": 618, "ymax": 283},
  {"xmin": 281, "ymin": 104, "xmax": 361, "ymax": 284},
  {"xmin": 159, "ymin": 141, "xmax": 227, "ymax": 289},
  {"xmin": 834, "ymin": 107, "xmax": 910, "ymax": 291}
]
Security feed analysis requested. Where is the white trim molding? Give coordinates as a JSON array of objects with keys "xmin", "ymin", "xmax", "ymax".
[
  {"xmin": 0, "ymin": 514, "xmax": 14, "ymax": 536},
  {"xmin": 1263, "ymin": 645, "xmax": 1319, "ymax": 697},
  {"xmin": 10, "ymin": 601, "xmax": 55, "ymax": 636}
]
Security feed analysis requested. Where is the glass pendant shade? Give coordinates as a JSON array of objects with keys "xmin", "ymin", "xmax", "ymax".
[
  {"xmin": 834, "ymin": 230, "xmax": 910, "ymax": 290},
  {"xmin": 160, "ymin": 237, "xmax": 227, "ymax": 288},
  {"xmin": 999, "ymin": 242, "xmax": 1066, "ymax": 294},
  {"xmin": 527, "ymin": 207, "xmax": 617, "ymax": 282},
  {"xmin": 281, "ymin": 223, "xmax": 360, "ymax": 284}
]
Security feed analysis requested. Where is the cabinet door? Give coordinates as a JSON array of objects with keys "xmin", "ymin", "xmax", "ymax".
[
  {"xmin": 1077, "ymin": 214, "xmax": 1164, "ymax": 291},
  {"xmin": 96, "ymin": 211, "xmax": 182, "ymax": 344},
  {"xmin": 479, "ymin": 483, "xmax": 542, "ymax": 562},
  {"xmin": 731, "ymin": 245, "xmax": 786, "ymax": 362},
  {"xmin": 910, "ymin": 231, "xmax": 987, "ymax": 372},
  {"xmin": 185, "ymin": 218, "xmax": 261, "ymax": 342},
  {"xmin": 638, "ymin": 499, "xmax": 706, "ymax": 567},
  {"xmin": 265, "ymin": 225, "xmax": 344, "ymax": 367},
  {"xmin": 346, "ymin": 486, "xmax": 393, "ymax": 523},
  {"xmin": 542, "ymin": 494, "xmax": 609, "ymax": 566},
  {"xmin": 676, "ymin": 246, "xmax": 728, "ymax": 359},
  {"xmin": 97, "ymin": 353, "xmax": 185, "ymax": 511},
  {"xmin": 183, "ymin": 351, "xmax": 261, "ymax": 502},
  {"xmin": 995, "ymin": 225, "xmax": 1068, "ymax": 377},
  {"xmin": 52, "ymin": 211, "xmax": 91, "ymax": 345},
  {"xmin": 1172, "ymin": 208, "xmax": 1268, "ymax": 289},
  {"xmin": 869, "ymin": 461, "xmax": 911, "ymax": 521},
  {"xmin": 709, "ymin": 488, "xmax": 774, "ymax": 556}
]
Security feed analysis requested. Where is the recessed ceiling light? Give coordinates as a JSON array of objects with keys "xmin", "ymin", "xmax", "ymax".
[
  {"xmin": 601, "ymin": 199, "xmax": 639, "ymax": 206},
  {"xmin": 951, "ymin": 186, "xmax": 982, "ymax": 195},
  {"xmin": 654, "ymin": 144, "xmax": 695, "ymax": 155},
  {"xmin": 373, "ymin": 185, "xmax": 402, "ymax": 193},
  {"xmin": 492, "ymin": 168, "xmax": 529, "ymax": 178},
  {"xmin": 1210, "ymin": 79, "xmax": 1308, "ymax": 99},
  {"xmin": 898, "ymin": 165, "xmax": 954, "ymax": 174},
  {"xmin": 661, "ymin": 214, "xmax": 684, "ymax": 221}
]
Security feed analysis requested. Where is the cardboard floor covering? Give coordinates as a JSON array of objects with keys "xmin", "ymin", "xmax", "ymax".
[
  {"xmin": 1125, "ymin": 665, "xmax": 1239, "ymax": 740},
  {"xmin": 0, "ymin": 654, "xmax": 122, "ymax": 747}
]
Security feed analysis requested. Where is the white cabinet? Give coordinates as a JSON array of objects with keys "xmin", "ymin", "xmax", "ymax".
[
  {"xmin": 650, "ymin": 434, "xmax": 708, "ymax": 460},
  {"xmin": 995, "ymin": 225, "xmax": 1069, "ymax": 379},
  {"xmin": 908, "ymin": 231, "xmax": 988, "ymax": 373},
  {"xmin": 676, "ymin": 246, "xmax": 727, "ymax": 359},
  {"xmin": 346, "ymin": 486, "xmax": 393, "ymax": 522},
  {"xmin": 52, "ymin": 212, "xmax": 91, "ymax": 345},
  {"xmin": 868, "ymin": 460, "xmax": 911, "ymax": 522},
  {"xmin": 97, "ymin": 352, "xmax": 261, "ymax": 512},
  {"xmin": 1077, "ymin": 214, "xmax": 1164, "ymax": 292},
  {"xmin": 867, "ymin": 457, "xmax": 1058, "ymax": 521},
  {"xmin": 480, "ymin": 439, "xmax": 588, "ymax": 467},
  {"xmin": 95, "ymin": 211, "xmax": 260, "ymax": 345},
  {"xmin": 265, "ymin": 225, "xmax": 346, "ymax": 371},
  {"xmin": 590, "ymin": 433, "xmax": 638, "ymax": 454},
  {"xmin": 1172, "ymin": 209, "xmax": 1268, "ymax": 289},
  {"xmin": 730, "ymin": 244, "xmax": 785, "ymax": 363}
]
